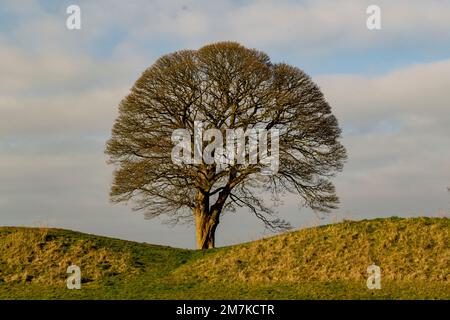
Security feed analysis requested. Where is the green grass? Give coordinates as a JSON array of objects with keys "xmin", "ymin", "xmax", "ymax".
[{"xmin": 0, "ymin": 217, "xmax": 448, "ymax": 299}]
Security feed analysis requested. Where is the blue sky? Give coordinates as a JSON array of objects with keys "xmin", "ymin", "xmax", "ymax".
[{"xmin": 1, "ymin": 0, "xmax": 449, "ymax": 248}]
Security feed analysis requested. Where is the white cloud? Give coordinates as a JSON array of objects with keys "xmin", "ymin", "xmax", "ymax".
[
  {"xmin": 92, "ymin": 0, "xmax": 450, "ymax": 55},
  {"xmin": 314, "ymin": 59, "xmax": 450, "ymax": 217},
  {"xmin": 316, "ymin": 59, "xmax": 450, "ymax": 126}
]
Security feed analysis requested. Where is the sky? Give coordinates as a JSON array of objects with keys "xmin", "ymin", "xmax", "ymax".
[{"xmin": 1, "ymin": 0, "xmax": 449, "ymax": 248}]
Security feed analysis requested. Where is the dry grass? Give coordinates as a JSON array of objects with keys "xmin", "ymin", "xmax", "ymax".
[
  {"xmin": 0, "ymin": 227, "xmax": 136, "ymax": 285},
  {"xmin": 0, "ymin": 217, "xmax": 448, "ymax": 299},
  {"xmin": 173, "ymin": 217, "xmax": 449, "ymax": 284}
]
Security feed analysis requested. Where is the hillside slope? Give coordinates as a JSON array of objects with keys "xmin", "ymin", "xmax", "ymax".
[
  {"xmin": 0, "ymin": 217, "xmax": 448, "ymax": 299},
  {"xmin": 174, "ymin": 217, "xmax": 449, "ymax": 283}
]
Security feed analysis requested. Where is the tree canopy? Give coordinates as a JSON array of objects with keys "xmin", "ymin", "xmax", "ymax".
[{"xmin": 106, "ymin": 42, "xmax": 347, "ymax": 249}]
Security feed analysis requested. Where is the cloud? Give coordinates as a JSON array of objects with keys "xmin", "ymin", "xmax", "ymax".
[
  {"xmin": 314, "ymin": 59, "xmax": 450, "ymax": 217},
  {"xmin": 81, "ymin": 0, "xmax": 450, "ymax": 55},
  {"xmin": 316, "ymin": 59, "xmax": 450, "ymax": 125},
  {"xmin": 6, "ymin": 0, "xmax": 450, "ymax": 61},
  {"xmin": 0, "ymin": 38, "xmax": 144, "ymax": 138},
  {"xmin": 0, "ymin": 88, "xmax": 125, "ymax": 137}
]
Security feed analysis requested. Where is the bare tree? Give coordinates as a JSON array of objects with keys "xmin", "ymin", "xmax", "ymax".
[{"xmin": 106, "ymin": 42, "xmax": 347, "ymax": 249}]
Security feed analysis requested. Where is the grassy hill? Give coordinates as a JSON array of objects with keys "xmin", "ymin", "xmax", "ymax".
[{"xmin": 0, "ymin": 217, "xmax": 448, "ymax": 299}]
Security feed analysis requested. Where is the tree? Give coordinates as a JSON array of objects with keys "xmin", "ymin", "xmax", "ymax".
[{"xmin": 106, "ymin": 42, "xmax": 347, "ymax": 249}]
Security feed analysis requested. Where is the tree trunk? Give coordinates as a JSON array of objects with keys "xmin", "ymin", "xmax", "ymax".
[
  {"xmin": 193, "ymin": 187, "xmax": 227, "ymax": 249},
  {"xmin": 195, "ymin": 213, "xmax": 218, "ymax": 249}
]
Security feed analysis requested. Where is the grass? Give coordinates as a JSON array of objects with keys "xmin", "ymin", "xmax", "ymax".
[{"xmin": 0, "ymin": 217, "xmax": 448, "ymax": 299}]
